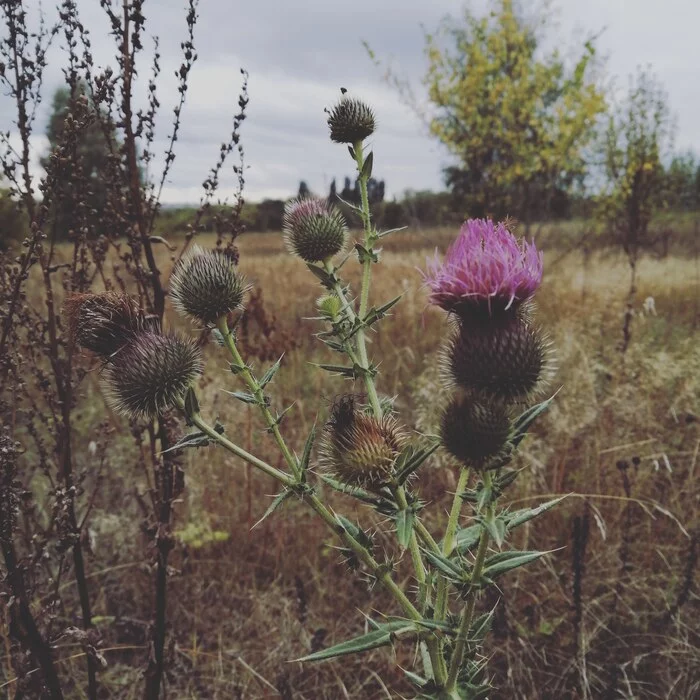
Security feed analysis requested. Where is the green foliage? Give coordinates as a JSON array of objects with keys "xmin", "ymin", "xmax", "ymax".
[
  {"xmin": 0, "ymin": 188, "xmax": 28, "ymax": 250},
  {"xmin": 596, "ymin": 69, "xmax": 674, "ymax": 258},
  {"xmin": 423, "ymin": 0, "xmax": 606, "ymax": 226}
]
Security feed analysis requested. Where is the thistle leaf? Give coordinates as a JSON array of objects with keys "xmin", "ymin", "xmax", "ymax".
[
  {"xmin": 183, "ymin": 387, "xmax": 200, "ymax": 417},
  {"xmin": 161, "ymin": 430, "xmax": 209, "ymax": 454},
  {"xmin": 395, "ymin": 508, "xmax": 415, "ymax": 549},
  {"xmin": 511, "ymin": 392, "xmax": 558, "ymax": 448},
  {"xmin": 259, "ymin": 355, "xmax": 284, "ymax": 389},
  {"xmin": 394, "ymin": 440, "xmax": 440, "ymax": 485},
  {"xmin": 315, "ymin": 363, "xmax": 358, "ymax": 378},
  {"xmin": 480, "ymin": 512, "xmax": 507, "ymax": 548},
  {"xmin": 423, "ymin": 549, "xmax": 463, "ymax": 581},
  {"xmin": 482, "ymin": 550, "xmax": 551, "ymax": 579},
  {"xmin": 506, "ymin": 495, "xmax": 569, "ymax": 531},
  {"xmin": 305, "ymin": 263, "xmax": 335, "ymax": 289},
  {"xmin": 453, "ymin": 524, "xmax": 482, "ymax": 554},
  {"xmin": 361, "ymin": 151, "xmax": 373, "ymax": 179},
  {"xmin": 252, "ymin": 490, "xmax": 293, "ymax": 529},
  {"xmin": 298, "ymin": 421, "xmax": 316, "ymax": 475},
  {"xmin": 295, "ymin": 621, "xmax": 415, "ymax": 662},
  {"xmin": 222, "ymin": 390, "xmax": 258, "ymax": 405}
]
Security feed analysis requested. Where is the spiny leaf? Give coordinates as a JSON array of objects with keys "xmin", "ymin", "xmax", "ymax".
[
  {"xmin": 320, "ymin": 475, "xmax": 381, "ymax": 505},
  {"xmin": 305, "ymin": 263, "xmax": 335, "ymax": 289},
  {"xmin": 295, "ymin": 621, "xmax": 415, "ymax": 662},
  {"xmin": 361, "ymin": 151, "xmax": 373, "ymax": 179},
  {"xmin": 298, "ymin": 421, "xmax": 316, "ymax": 475},
  {"xmin": 480, "ymin": 512, "xmax": 507, "ymax": 548},
  {"xmin": 423, "ymin": 549, "xmax": 463, "ymax": 581},
  {"xmin": 183, "ymin": 387, "xmax": 200, "ymax": 417},
  {"xmin": 161, "ymin": 430, "xmax": 209, "ymax": 454},
  {"xmin": 454, "ymin": 524, "xmax": 482, "ymax": 554},
  {"xmin": 223, "ymin": 390, "xmax": 258, "ymax": 405},
  {"xmin": 252, "ymin": 490, "xmax": 293, "ymax": 529},
  {"xmin": 395, "ymin": 508, "xmax": 415, "ymax": 549},
  {"xmin": 394, "ymin": 440, "xmax": 440, "ymax": 485},
  {"xmin": 376, "ymin": 225, "xmax": 408, "ymax": 239},
  {"xmin": 506, "ymin": 495, "xmax": 569, "ymax": 531},
  {"xmin": 315, "ymin": 363, "xmax": 358, "ymax": 378},
  {"xmin": 482, "ymin": 549, "xmax": 552, "ymax": 579},
  {"xmin": 511, "ymin": 392, "xmax": 559, "ymax": 447},
  {"xmin": 259, "ymin": 354, "xmax": 284, "ymax": 389}
]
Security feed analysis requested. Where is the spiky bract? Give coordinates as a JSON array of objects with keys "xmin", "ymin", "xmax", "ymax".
[
  {"xmin": 447, "ymin": 316, "xmax": 549, "ymax": 401},
  {"xmin": 105, "ymin": 331, "xmax": 202, "ymax": 419},
  {"xmin": 423, "ymin": 218, "xmax": 543, "ymax": 319},
  {"xmin": 283, "ymin": 197, "xmax": 347, "ymax": 262},
  {"xmin": 327, "ymin": 95, "xmax": 376, "ymax": 144},
  {"xmin": 170, "ymin": 245, "xmax": 247, "ymax": 325},
  {"xmin": 440, "ymin": 394, "xmax": 512, "ymax": 470},
  {"xmin": 320, "ymin": 395, "xmax": 406, "ymax": 489},
  {"xmin": 64, "ymin": 292, "xmax": 144, "ymax": 359}
]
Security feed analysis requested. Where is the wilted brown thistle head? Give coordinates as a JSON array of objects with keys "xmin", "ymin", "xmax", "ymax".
[
  {"xmin": 440, "ymin": 394, "xmax": 512, "ymax": 470},
  {"xmin": 64, "ymin": 292, "xmax": 144, "ymax": 359},
  {"xmin": 104, "ymin": 331, "xmax": 202, "ymax": 420},
  {"xmin": 170, "ymin": 245, "xmax": 248, "ymax": 326},
  {"xmin": 445, "ymin": 315, "xmax": 552, "ymax": 402},
  {"xmin": 326, "ymin": 93, "xmax": 376, "ymax": 144},
  {"xmin": 320, "ymin": 395, "xmax": 407, "ymax": 489}
]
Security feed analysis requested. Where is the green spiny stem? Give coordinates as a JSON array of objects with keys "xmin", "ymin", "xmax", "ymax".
[
  {"xmin": 217, "ymin": 317, "xmax": 301, "ymax": 481},
  {"xmin": 393, "ymin": 485, "xmax": 429, "ymax": 607},
  {"xmin": 351, "ymin": 141, "xmax": 382, "ymax": 419},
  {"xmin": 177, "ymin": 399, "xmax": 426, "ymax": 627},
  {"xmin": 181, "ymin": 403, "xmax": 295, "ymax": 486},
  {"xmin": 445, "ymin": 473, "xmax": 494, "ymax": 692},
  {"xmin": 435, "ymin": 467, "xmax": 471, "ymax": 622},
  {"xmin": 414, "ymin": 519, "xmax": 442, "ymax": 555}
]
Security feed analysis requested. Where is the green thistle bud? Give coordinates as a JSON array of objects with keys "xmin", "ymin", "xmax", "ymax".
[
  {"xmin": 326, "ymin": 93, "xmax": 376, "ymax": 144},
  {"xmin": 283, "ymin": 198, "xmax": 347, "ymax": 263},
  {"xmin": 105, "ymin": 331, "xmax": 202, "ymax": 419},
  {"xmin": 320, "ymin": 395, "xmax": 407, "ymax": 489},
  {"xmin": 440, "ymin": 394, "xmax": 512, "ymax": 470},
  {"xmin": 317, "ymin": 294, "xmax": 342, "ymax": 319},
  {"xmin": 446, "ymin": 316, "xmax": 550, "ymax": 401},
  {"xmin": 64, "ymin": 292, "xmax": 144, "ymax": 359},
  {"xmin": 170, "ymin": 245, "xmax": 247, "ymax": 325}
]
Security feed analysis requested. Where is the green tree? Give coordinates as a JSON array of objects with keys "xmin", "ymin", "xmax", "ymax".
[
  {"xmin": 597, "ymin": 69, "xmax": 674, "ymax": 351},
  {"xmin": 41, "ymin": 83, "xmax": 118, "ymax": 238},
  {"xmin": 422, "ymin": 0, "xmax": 605, "ymax": 229}
]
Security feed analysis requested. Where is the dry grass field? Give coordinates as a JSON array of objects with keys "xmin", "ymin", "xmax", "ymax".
[{"xmin": 6, "ymin": 225, "xmax": 699, "ymax": 699}]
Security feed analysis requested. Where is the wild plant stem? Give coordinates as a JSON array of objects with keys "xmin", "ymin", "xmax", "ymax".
[
  {"xmin": 435, "ymin": 468, "xmax": 471, "ymax": 622},
  {"xmin": 352, "ymin": 140, "xmax": 382, "ymax": 419},
  {"xmin": 445, "ymin": 475, "xmax": 494, "ymax": 693},
  {"xmin": 178, "ymin": 402, "xmax": 425, "ymax": 623},
  {"xmin": 217, "ymin": 317, "xmax": 301, "ymax": 481}
]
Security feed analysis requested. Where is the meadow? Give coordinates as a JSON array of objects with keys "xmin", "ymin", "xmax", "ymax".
[{"xmin": 14, "ymin": 223, "xmax": 695, "ymax": 699}]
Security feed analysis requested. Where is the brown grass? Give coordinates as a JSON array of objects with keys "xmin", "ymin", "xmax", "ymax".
[{"xmin": 3, "ymin": 227, "xmax": 699, "ymax": 699}]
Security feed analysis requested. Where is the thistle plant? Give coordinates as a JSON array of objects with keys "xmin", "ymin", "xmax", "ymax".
[{"xmin": 71, "ymin": 91, "xmax": 561, "ymax": 698}]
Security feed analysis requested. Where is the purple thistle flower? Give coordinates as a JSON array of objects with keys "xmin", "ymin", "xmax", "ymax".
[{"xmin": 422, "ymin": 218, "xmax": 543, "ymax": 316}]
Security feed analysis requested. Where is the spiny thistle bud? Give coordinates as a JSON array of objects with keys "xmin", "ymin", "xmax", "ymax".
[
  {"xmin": 64, "ymin": 292, "xmax": 144, "ymax": 359},
  {"xmin": 326, "ymin": 93, "xmax": 376, "ymax": 144},
  {"xmin": 320, "ymin": 395, "xmax": 407, "ymax": 489},
  {"xmin": 317, "ymin": 294, "xmax": 343, "ymax": 319},
  {"xmin": 105, "ymin": 331, "xmax": 202, "ymax": 419},
  {"xmin": 422, "ymin": 218, "xmax": 543, "ymax": 321},
  {"xmin": 283, "ymin": 197, "xmax": 347, "ymax": 263},
  {"xmin": 170, "ymin": 245, "xmax": 247, "ymax": 326},
  {"xmin": 440, "ymin": 394, "xmax": 512, "ymax": 470},
  {"xmin": 446, "ymin": 316, "xmax": 550, "ymax": 401}
]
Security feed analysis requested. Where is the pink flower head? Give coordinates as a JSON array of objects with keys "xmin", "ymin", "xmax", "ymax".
[{"xmin": 423, "ymin": 218, "xmax": 543, "ymax": 317}]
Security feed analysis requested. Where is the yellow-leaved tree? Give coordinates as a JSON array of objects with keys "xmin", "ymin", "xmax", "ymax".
[{"xmin": 422, "ymin": 0, "xmax": 606, "ymax": 229}]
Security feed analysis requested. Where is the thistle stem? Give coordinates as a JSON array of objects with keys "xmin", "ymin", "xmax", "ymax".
[
  {"xmin": 182, "ymin": 403, "xmax": 295, "ymax": 486},
  {"xmin": 217, "ymin": 317, "xmax": 301, "ymax": 481},
  {"xmin": 352, "ymin": 141, "xmax": 382, "ymax": 419},
  {"xmin": 435, "ymin": 468, "xmax": 471, "ymax": 622},
  {"xmin": 445, "ymin": 472, "xmax": 493, "ymax": 693}
]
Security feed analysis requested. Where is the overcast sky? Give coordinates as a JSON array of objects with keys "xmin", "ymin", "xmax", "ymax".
[{"xmin": 3, "ymin": 0, "xmax": 699, "ymax": 204}]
